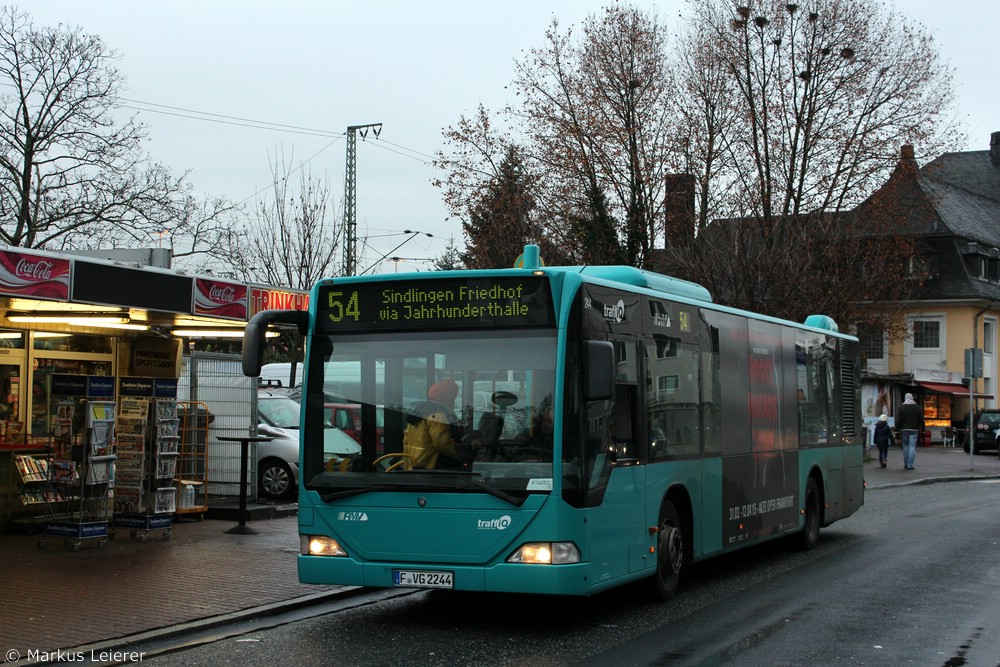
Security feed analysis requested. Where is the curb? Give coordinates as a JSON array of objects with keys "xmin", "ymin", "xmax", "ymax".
[
  {"xmin": 866, "ymin": 473, "xmax": 1000, "ymax": 491},
  {"xmin": 37, "ymin": 587, "xmax": 362, "ymax": 666}
]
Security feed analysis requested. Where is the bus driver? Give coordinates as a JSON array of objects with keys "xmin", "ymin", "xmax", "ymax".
[{"xmin": 403, "ymin": 379, "xmax": 464, "ymax": 469}]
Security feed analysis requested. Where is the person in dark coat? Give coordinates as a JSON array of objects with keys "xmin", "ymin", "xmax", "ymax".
[
  {"xmin": 872, "ymin": 413, "xmax": 895, "ymax": 468},
  {"xmin": 895, "ymin": 393, "xmax": 924, "ymax": 470}
]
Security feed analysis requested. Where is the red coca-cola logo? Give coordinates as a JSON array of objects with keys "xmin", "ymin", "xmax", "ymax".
[
  {"xmin": 208, "ymin": 284, "xmax": 237, "ymax": 303},
  {"xmin": 15, "ymin": 258, "xmax": 54, "ymax": 280}
]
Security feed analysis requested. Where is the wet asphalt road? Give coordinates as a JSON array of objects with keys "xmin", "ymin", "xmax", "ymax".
[{"xmin": 137, "ymin": 479, "xmax": 1000, "ymax": 667}]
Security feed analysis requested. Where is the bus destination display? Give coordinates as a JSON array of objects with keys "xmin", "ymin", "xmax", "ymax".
[{"xmin": 317, "ymin": 276, "xmax": 553, "ymax": 332}]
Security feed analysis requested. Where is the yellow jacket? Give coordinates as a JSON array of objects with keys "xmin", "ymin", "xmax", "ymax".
[{"xmin": 403, "ymin": 407, "xmax": 458, "ymax": 469}]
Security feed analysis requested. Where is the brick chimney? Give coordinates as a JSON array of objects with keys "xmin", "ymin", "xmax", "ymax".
[
  {"xmin": 991, "ymin": 131, "xmax": 1000, "ymax": 164},
  {"xmin": 663, "ymin": 173, "xmax": 695, "ymax": 248}
]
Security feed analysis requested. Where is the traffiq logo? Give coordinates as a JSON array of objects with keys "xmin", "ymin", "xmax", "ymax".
[
  {"xmin": 477, "ymin": 515, "xmax": 512, "ymax": 530},
  {"xmin": 604, "ymin": 299, "xmax": 626, "ymax": 323}
]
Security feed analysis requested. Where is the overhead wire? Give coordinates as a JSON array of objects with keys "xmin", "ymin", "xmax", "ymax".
[
  {"xmin": 119, "ymin": 97, "xmax": 346, "ymax": 137},
  {"xmin": 4, "ymin": 84, "xmax": 447, "ymax": 271},
  {"xmin": 118, "ymin": 95, "xmax": 437, "ymax": 212}
]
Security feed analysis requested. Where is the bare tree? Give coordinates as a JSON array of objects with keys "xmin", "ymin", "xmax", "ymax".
[
  {"xmin": 213, "ymin": 147, "xmax": 341, "ymax": 289},
  {"xmin": 433, "ymin": 105, "xmax": 513, "ymax": 223},
  {"xmin": 433, "ymin": 106, "xmax": 558, "ymax": 267},
  {"xmin": 512, "ymin": 7, "xmax": 674, "ymax": 265},
  {"xmin": 434, "ymin": 1, "xmax": 960, "ymax": 329},
  {"xmin": 0, "ymin": 7, "xmax": 207, "ymax": 250},
  {"xmin": 661, "ymin": 0, "xmax": 961, "ymax": 326}
]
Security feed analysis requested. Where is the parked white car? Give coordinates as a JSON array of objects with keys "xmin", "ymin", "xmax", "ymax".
[{"xmin": 256, "ymin": 389, "xmax": 360, "ymax": 499}]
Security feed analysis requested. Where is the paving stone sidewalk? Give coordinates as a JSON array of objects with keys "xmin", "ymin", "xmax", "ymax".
[{"xmin": 0, "ymin": 513, "xmax": 341, "ymax": 660}]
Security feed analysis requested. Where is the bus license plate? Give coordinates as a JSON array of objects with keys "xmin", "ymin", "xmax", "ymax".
[{"xmin": 393, "ymin": 569, "xmax": 454, "ymax": 589}]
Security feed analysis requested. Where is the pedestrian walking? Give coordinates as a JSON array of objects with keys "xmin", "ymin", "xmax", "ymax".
[
  {"xmin": 896, "ymin": 393, "xmax": 924, "ymax": 470},
  {"xmin": 872, "ymin": 414, "xmax": 895, "ymax": 468}
]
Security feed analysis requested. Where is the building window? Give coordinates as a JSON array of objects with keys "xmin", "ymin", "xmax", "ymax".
[
  {"xmin": 908, "ymin": 255, "xmax": 929, "ymax": 278},
  {"xmin": 912, "ymin": 320, "xmax": 940, "ymax": 349},
  {"xmin": 656, "ymin": 375, "xmax": 679, "ymax": 392},
  {"xmin": 856, "ymin": 323, "xmax": 884, "ymax": 361},
  {"xmin": 614, "ymin": 341, "xmax": 628, "ymax": 364},
  {"xmin": 985, "ymin": 320, "xmax": 995, "ymax": 355}
]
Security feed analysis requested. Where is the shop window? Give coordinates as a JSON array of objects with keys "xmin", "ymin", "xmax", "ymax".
[
  {"xmin": 31, "ymin": 358, "xmax": 112, "ymax": 436},
  {"xmin": 0, "ymin": 330, "xmax": 25, "ymax": 349},
  {"xmin": 32, "ymin": 333, "xmax": 112, "ymax": 354},
  {"xmin": 922, "ymin": 394, "xmax": 951, "ymax": 428}
]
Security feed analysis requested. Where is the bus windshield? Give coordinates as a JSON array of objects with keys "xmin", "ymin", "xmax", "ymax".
[{"xmin": 301, "ymin": 328, "xmax": 557, "ymax": 499}]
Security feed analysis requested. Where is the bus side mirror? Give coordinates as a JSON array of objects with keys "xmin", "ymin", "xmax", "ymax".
[
  {"xmin": 242, "ymin": 309, "xmax": 309, "ymax": 377},
  {"xmin": 583, "ymin": 340, "xmax": 615, "ymax": 401}
]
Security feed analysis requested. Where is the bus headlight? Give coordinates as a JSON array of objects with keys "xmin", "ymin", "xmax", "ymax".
[
  {"xmin": 302, "ymin": 534, "xmax": 347, "ymax": 557},
  {"xmin": 507, "ymin": 542, "xmax": 580, "ymax": 564}
]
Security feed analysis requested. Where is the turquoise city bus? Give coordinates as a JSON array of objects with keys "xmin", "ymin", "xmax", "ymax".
[{"xmin": 241, "ymin": 246, "xmax": 863, "ymax": 600}]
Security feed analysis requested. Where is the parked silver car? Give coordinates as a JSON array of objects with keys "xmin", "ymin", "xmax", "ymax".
[{"xmin": 256, "ymin": 390, "xmax": 360, "ymax": 499}]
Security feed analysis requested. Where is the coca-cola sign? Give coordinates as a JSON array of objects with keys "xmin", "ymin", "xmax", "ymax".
[
  {"xmin": 0, "ymin": 250, "xmax": 70, "ymax": 299},
  {"xmin": 194, "ymin": 278, "xmax": 248, "ymax": 319}
]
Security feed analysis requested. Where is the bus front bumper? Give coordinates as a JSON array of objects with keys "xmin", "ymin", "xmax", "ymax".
[{"xmin": 298, "ymin": 555, "xmax": 597, "ymax": 596}]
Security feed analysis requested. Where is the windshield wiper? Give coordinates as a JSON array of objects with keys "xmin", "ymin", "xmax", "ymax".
[
  {"xmin": 319, "ymin": 486, "xmax": 393, "ymax": 502},
  {"xmin": 456, "ymin": 474, "xmax": 525, "ymax": 506}
]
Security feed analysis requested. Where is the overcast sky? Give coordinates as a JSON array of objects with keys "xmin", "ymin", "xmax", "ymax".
[{"xmin": 14, "ymin": 0, "xmax": 1000, "ymax": 275}]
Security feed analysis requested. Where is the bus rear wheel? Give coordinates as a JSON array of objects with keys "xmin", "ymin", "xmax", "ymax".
[
  {"xmin": 650, "ymin": 499, "xmax": 684, "ymax": 601},
  {"xmin": 799, "ymin": 477, "xmax": 821, "ymax": 551}
]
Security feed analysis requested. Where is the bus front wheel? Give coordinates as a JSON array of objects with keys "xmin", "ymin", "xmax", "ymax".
[{"xmin": 651, "ymin": 499, "xmax": 684, "ymax": 601}]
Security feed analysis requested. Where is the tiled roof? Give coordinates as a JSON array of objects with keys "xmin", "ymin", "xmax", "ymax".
[
  {"xmin": 918, "ymin": 176, "xmax": 1000, "ymax": 247},
  {"xmin": 899, "ymin": 142, "xmax": 1000, "ymax": 301},
  {"xmin": 922, "ymin": 150, "xmax": 1000, "ymax": 201}
]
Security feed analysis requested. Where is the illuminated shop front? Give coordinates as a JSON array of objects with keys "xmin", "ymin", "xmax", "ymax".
[{"xmin": 0, "ymin": 247, "xmax": 307, "ymax": 530}]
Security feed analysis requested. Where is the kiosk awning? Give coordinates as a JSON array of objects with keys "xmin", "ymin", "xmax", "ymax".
[{"xmin": 918, "ymin": 381, "xmax": 989, "ymax": 398}]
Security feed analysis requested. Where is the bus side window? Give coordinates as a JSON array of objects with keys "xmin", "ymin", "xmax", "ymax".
[
  {"xmin": 609, "ymin": 384, "xmax": 637, "ymax": 461},
  {"xmin": 646, "ymin": 336, "xmax": 700, "ymax": 460}
]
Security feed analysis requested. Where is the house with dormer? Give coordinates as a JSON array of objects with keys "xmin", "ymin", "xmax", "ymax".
[{"xmin": 856, "ymin": 133, "xmax": 1000, "ymax": 442}]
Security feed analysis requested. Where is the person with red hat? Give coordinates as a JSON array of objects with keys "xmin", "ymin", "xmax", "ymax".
[
  {"xmin": 427, "ymin": 378, "xmax": 459, "ymax": 407},
  {"xmin": 402, "ymin": 377, "xmax": 464, "ymax": 469}
]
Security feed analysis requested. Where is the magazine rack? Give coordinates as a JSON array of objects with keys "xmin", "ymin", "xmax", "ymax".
[
  {"xmin": 113, "ymin": 397, "xmax": 175, "ymax": 541},
  {"xmin": 38, "ymin": 401, "xmax": 116, "ymax": 551}
]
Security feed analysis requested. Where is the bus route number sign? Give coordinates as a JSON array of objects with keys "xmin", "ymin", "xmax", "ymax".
[
  {"xmin": 393, "ymin": 569, "xmax": 454, "ymax": 589},
  {"xmin": 318, "ymin": 277, "xmax": 553, "ymax": 333}
]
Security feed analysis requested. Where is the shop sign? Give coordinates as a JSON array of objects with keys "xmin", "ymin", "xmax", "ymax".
[
  {"xmin": 194, "ymin": 278, "xmax": 248, "ymax": 319},
  {"xmin": 249, "ymin": 286, "xmax": 309, "ymax": 317},
  {"xmin": 154, "ymin": 378, "xmax": 177, "ymax": 398},
  {"xmin": 132, "ymin": 338, "xmax": 181, "ymax": 378},
  {"xmin": 0, "ymin": 250, "xmax": 70, "ymax": 300},
  {"xmin": 87, "ymin": 376, "xmax": 115, "ymax": 398},
  {"xmin": 51, "ymin": 374, "xmax": 87, "ymax": 396},
  {"xmin": 119, "ymin": 377, "xmax": 154, "ymax": 397}
]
